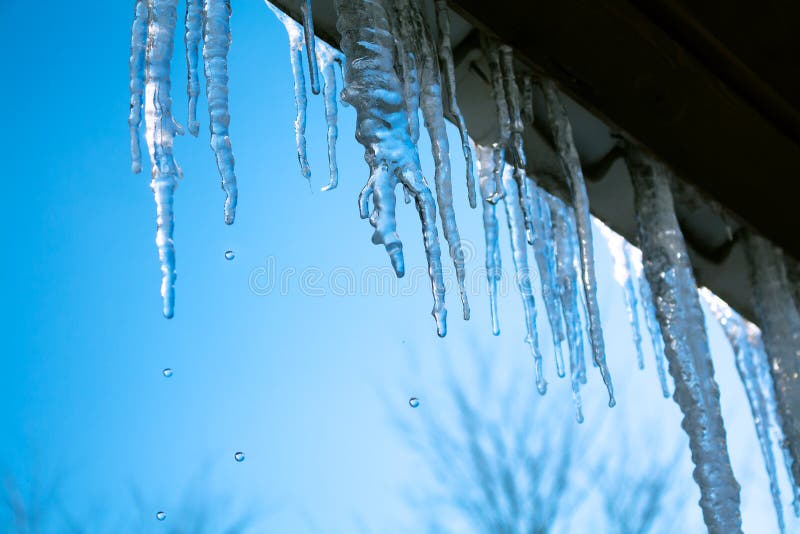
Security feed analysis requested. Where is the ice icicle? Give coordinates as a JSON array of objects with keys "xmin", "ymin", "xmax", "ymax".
[
  {"xmin": 549, "ymin": 196, "xmax": 585, "ymax": 422},
  {"xmin": 203, "ymin": 0, "xmax": 238, "ymax": 224},
  {"xmin": 143, "ymin": 0, "xmax": 183, "ymax": 319},
  {"xmin": 625, "ymin": 146, "xmax": 742, "ymax": 533},
  {"xmin": 476, "ymin": 144, "xmax": 501, "ymax": 335},
  {"xmin": 184, "ymin": 0, "xmax": 202, "ymax": 136},
  {"xmin": 701, "ymin": 288, "xmax": 786, "ymax": 533},
  {"xmin": 529, "ymin": 183, "xmax": 566, "ymax": 378},
  {"xmin": 500, "ymin": 165, "xmax": 546, "ymax": 395},
  {"xmin": 599, "ymin": 223, "xmax": 645, "ymax": 370},
  {"xmin": 636, "ymin": 257, "xmax": 670, "ymax": 397},
  {"xmin": 434, "ymin": 0, "xmax": 476, "ymax": 209},
  {"xmin": 521, "ymin": 75, "xmax": 534, "ymax": 125},
  {"xmin": 316, "ymin": 42, "xmax": 342, "ymax": 191},
  {"xmin": 395, "ymin": 0, "xmax": 469, "ymax": 320},
  {"xmin": 268, "ymin": 3, "xmax": 312, "ymax": 182},
  {"xmin": 335, "ymin": 0, "xmax": 447, "ymax": 336},
  {"xmin": 481, "ymin": 36, "xmax": 508, "ymax": 204},
  {"xmin": 541, "ymin": 79, "xmax": 615, "ymax": 407},
  {"xmin": 300, "ymin": 0, "xmax": 320, "ymax": 95},
  {"xmin": 745, "ymin": 232, "xmax": 800, "ymax": 496},
  {"xmin": 128, "ymin": 0, "xmax": 149, "ymax": 174}
]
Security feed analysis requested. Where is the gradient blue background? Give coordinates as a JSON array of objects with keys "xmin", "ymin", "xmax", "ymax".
[{"xmin": 0, "ymin": 1, "xmax": 794, "ymax": 532}]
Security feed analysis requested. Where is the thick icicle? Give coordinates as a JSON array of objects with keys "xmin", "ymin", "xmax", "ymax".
[
  {"xmin": 434, "ymin": 0, "xmax": 476, "ymax": 209},
  {"xmin": 268, "ymin": 3, "xmax": 312, "ymax": 182},
  {"xmin": 300, "ymin": 0, "xmax": 320, "ymax": 95},
  {"xmin": 128, "ymin": 0, "xmax": 149, "ymax": 174},
  {"xmin": 549, "ymin": 196, "xmax": 585, "ymax": 422},
  {"xmin": 499, "ymin": 164, "xmax": 546, "ymax": 394},
  {"xmin": 143, "ymin": 0, "xmax": 183, "ymax": 319},
  {"xmin": 598, "ymin": 223, "xmax": 645, "ymax": 370},
  {"xmin": 392, "ymin": 0, "xmax": 469, "ymax": 320},
  {"xmin": 203, "ymin": 0, "xmax": 238, "ymax": 224},
  {"xmin": 529, "ymin": 183, "xmax": 566, "ymax": 378},
  {"xmin": 625, "ymin": 146, "xmax": 742, "ymax": 533},
  {"xmin": 476, "ymin": 144, "xmax": 502, "ymax": 335},
  {"xmin": 541, "ymin": 79, "xmax": 615, "ymax": 407},
  {"xmin": 745, "ymin": 232, "xmax": 800, "ymax": 496},
  {"xmin": 335, "ymin": 0, "xmax": 447, "ymax": 336},
  {"xmin": 184, "ymin": 0, "xmax": 202, "ymax": 136},
  {"xmin": 636, "ymin": 256, "xmax": 671, "ymax": 397},
  {"xmin": 316, "ymin": 41, "xmax": 341, "ymax": 192},
  {"xmin": 701, "ymin": 288, "xmax": 786, "ymax": 533}
]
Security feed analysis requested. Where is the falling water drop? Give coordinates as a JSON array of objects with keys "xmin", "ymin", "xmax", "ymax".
[
  {"xmin": 162, "ymin": 368, "xmax": 173, "ymax": 378},
  {"xmin": 234, "ymin": 451, "xmax": 245, "ymax": 462},
  {"xmin": 156, "ymin": 511, "xmax": 166, "ymax": 521},
  {"xmin": 409, "ymin": 397, "xmax": 419, "ymax": 408},
  {"xmin": 224, "ymin": 250, "xmax": 235, "ymax": 260}
]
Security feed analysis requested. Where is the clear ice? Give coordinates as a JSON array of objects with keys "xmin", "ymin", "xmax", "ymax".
[
  {"xmin": 334, "ymin": 0, "xmax": 447, "ymax": 336},
  {"xmin": 541, "ymin": 79, "xmax": 614, "ymax": 407},
  {"xmin": 745, "ymin": 232, "xmax": 800, "ymax": 501},
  {"xmin": 701, "ymin": 288, "xmax": 787, "ymax": 533},
  {"xmin": 625, "ymin": 146, "xmax": 742, "ymax": 533},
  {"xmin": 300, "ymin": 0, "xmax": 321, "ymax": 95},
  {"xmin": 476, "ymin": 144, "xmax": 502, "ymax": 336}
]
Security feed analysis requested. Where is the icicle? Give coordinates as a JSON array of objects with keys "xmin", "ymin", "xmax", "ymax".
[
  {"xmin": 476, "ymin": 144, "xmax": 501, "ymax": 335},
  {"xmin": 203, "ymin": 0, "xmax": 238, "ymax": 224},
  {"xmin": 541, "ymin": 79, "xmax": 615, "ymax": 407},
  {"xmin": 701, "ymin": 289, "xmax": 786, "ymax": 533},
  {"xmin": 184, "ymin": 0, "xmax": 202, "ymax": 136},
  {"xmin": 268, "ymin": 3, "xmax": 312, "ymax": 183},
  {"xmin": 300, "ymin": 0, "xmax": 320, "ymax": 95},
  {"xmin": 434, "ymin": 0, "xmax": 476, "ymax": 209},
  {"xmin": 143, "ymin": 0, "xmax": 183, "ymax": 319},
  {"xmin": 529, "ymin": 183, "xmax": 566, "ymax": 378},
  {"xmin": 335, "ymin": 0, "xmax": 447, "ymax": 336},
  {"xmin": 521, "ymin": 75, "xmax": 534, "ymax": 125},
  {"xmin": 598, "ymin": 223, "xmax": 645, "ymax": 370},
  {"xmin": 636, "ymin": 256, "xmax": 671, "ymax": 397},
  {"xmin": 316, "ymin": 41, "xmax": 342, "ymax": 192},
  {"xmin": 128, "ymin": 0, "xmax": 149, "ymax": 174},
  {"xmin": 481, "ymin": 36, "xmax": 507, "ymax": 204},
  {"xmin": 393, "ymin": 0, "xmax": 469, "ymax": 321},
  {"xmin": 745, "ymin": 232, "xmax": 800, "ymax": 499},
  {"xmin": 625, "ymin": 146, "xmax": 742, "ymax": 533},
  {"xmin": 500, "ymin": 165, "xmax": 546, "ymax": 394},
  {"xmin": 549, "ymin": 196, "xmax": 585, "ymax": 422}
]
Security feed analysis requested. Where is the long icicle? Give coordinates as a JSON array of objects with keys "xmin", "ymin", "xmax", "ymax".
[
  {"xmin": 144, "ymin": 0, "xmax": 183, "ymax": 319},
  {"xmin": 317, "ymin": 41, "xmax": 342, "ymax": 192},
  {"xmin": 541, "ymin": 79, "xmax": 615, "ymax": 407},
  {"xmin": 481, "ymin": 35, "xmax": 507, "ymax": 203},
  {"xmin": 636, "ymin": 253, "xmax": 671, "ymax": 397},
  {"xmin": 184, "ymin": 0, "xmax": 202, "ymax": 136},
  {"xmin": 434, "ymin": 0, "xmax": 476, "ymax": 209},
  {"xmin": 395, "ymin": 0, "xmax": 469, "ymax": 320},
  {"xmin": 203, "ymin": 0, "xmax": 238, "ymax": 224},
  {"xmin": 598, "ymin": 222, "xmax": 646, "ymax": 370},
  {"xmin": 335, "ymin": 0, "xmax": 447, "ymax": 336},
  {"xmin": 300, "ymin": 0, "xmax": 320, "ymax": 95},
  {"xmin": 701, "ymin": 288, "xmax": 786, "ymax": 533},
  {"xmin": 745, "ymin": 232, "xmax": 800, "ymax": 498},
  {"xmin": 128, "ymin": 0, "xmax": 149, "ymax": 174},
  {"xmin": 476, "ymin": 144, "xmax": 502, "ymax": 335},
  {"xmin": 500, "ymin": 164, "xmax": 546, "ymax": 395},
  {"xmin": 625, "ymin": 146, "xmax": 742, "ymax": 533},
  {"xmin": 549, "ymin": 196, "xmax": 585, "ymax": 422},
  {"xmin": 529, "ymin": 182, "xmax": 566, "ymax": 378},
  {"xmin": 268, "ymin": 3, "xmax": 311, "ymax": 183}
]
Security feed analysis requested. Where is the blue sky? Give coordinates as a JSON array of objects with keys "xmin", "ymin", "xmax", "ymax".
[{"xmin": 0, "ymin": 1, "xmax": 794, "ymax": 532}]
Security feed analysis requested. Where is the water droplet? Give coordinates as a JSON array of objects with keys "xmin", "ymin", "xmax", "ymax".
[
  {"xmin": 224, "ymin": 250, "xmax": 235, "ymax": 261},
  {"xmin": 234, "ymin": 451, "xmax": 245, "ymax": 462},
  {"xmin": 162, "ymin": 368, "xmax": 173, "ymax": 378},
  {"xmin": 156, "ymin": 511, "xmax": 166, "ymax": 521},
  {"xmin": 409, "ymin": 397, "xmax": 419, "ymax": 408}
]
